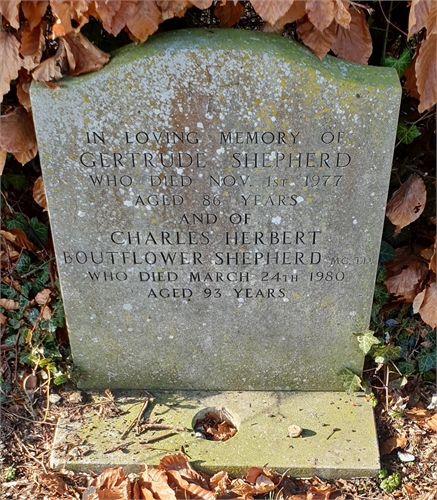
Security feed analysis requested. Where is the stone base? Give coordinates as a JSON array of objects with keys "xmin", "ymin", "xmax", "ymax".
[{"xmin": 50, "ymin": 391, "xmax": 379, "ymax": 479}]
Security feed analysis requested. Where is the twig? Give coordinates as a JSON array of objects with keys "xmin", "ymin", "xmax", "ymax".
[
  {"xmin": 139, "ymin": 423, "xmax": 187, "ymax": 432},
  {"xmin": 120, "ymin": 394, "xmax": 153, "ymax": 439},
  {"xmin": 13, "ymin": 432, "xmax": 48, "ymax": 473},
  {"xmin": 139, "ymin": 431, "xmax": 177, "ymax": 444},
  {"xmin": 2, "ymin": 409, "xmax": 59, "ymax": 426},
  {"xmin": 135, "ymin": 396, "xmax": 153, "ymax": 435},
  {"xmin": 103, "ymin": 442, "xmax": 134, "ymax": 454},
  {"xmin": 326, "ymin": 428, "xmax": 341, "ymax": 440}
]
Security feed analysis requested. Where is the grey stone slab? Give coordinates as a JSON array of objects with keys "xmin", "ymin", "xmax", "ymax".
[
  {"xmin": 50, "ymin": 390, "xmax": 380, "ymax": 479},
  {"xmin": 30, "ymin": 29, "xmax": 401, "ymax": 390}
]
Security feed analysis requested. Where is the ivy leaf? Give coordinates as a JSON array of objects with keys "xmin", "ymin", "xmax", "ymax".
[
  {"xmin": 384, "ymin": 49, "xmax": 412, "ymax": 77},
  {"xmin": 396, "ymin": 123, "xmax": 421, "ymax": 144},
  {"xmin": 29, "ymin": 217, "xmax": 47, "ymax": 248},
  {"xmin": 339, "ymin": 368, "xmax": 363, "ymax": 394},
  {"xmin": 373, "ymin": 345, "xmax": 401, "ymax": 364},
  {"xmin": 417, "ymin": 351, "xmax": 436, "ymax": 374},
  {"xmin": 354, "ymin": 330, "xmax": 380, "ymax": 354},
  {"xmin": 379, "ymin": 241, "xmax": 396, "ymax": 263}
]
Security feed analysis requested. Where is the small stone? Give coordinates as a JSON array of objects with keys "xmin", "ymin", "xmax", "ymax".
[
  {"xmin": 49, "ymin": 394, "xmax": 61, "ymax": 404},
  {"xmin": 398, "ymin": 451, "xmax": 415, "ymax": 462},
  {"xmin": 287, "ymin": 425, "xmax": 303, "ymax": 438}
]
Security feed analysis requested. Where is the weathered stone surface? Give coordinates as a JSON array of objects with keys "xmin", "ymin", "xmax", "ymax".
[
  {"xmin": 31, "ymin": 29, "xmax": 401, "ymax": 390},
  {"xmin": 50, "ymin": 390, "xmax": 380, "ymax": 479}
]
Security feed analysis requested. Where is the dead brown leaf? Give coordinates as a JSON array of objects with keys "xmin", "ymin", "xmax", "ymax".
[
  {"xmin": 297, "ymin": 16, "xmax": 337, "ymax": 59},
  {"xmin": 384, "ymin": 252, "xmax": 428, "ymax": 302},
  {"xmin": 0, "ymin": 298, "xmax": 19, "ymax": 311},
  {"xmin": 40, "ymin": 472, "xmax": 68, "ymax": 495},
  {"xmin": 159, "ymin": 454, "xmax": 210, "ymax": 490},
  {"xmin": 250, "ymin": 0, "xmax": 295, "ymax": 26},
  {"xmin": 275, "ymin": 0, "xmax": 307, "ymax": 29},
  {"xmin": 126, "ymin": 1, "xmax": 163, "ymax": 42},
  {"xmin": 413, "ymin": 280, "xmax": 437, "ymax": 328},
  {"xmin": 0, "ymin": 0, "xmax": 21, "ymax": 29},
  {"xmin": 380, "ymin": 434, "xmax": 408, "ymax": 455},
  {"xmin": 307, "ymin": 483, "xmax": 338, "ymax": 499},
  {"xmin": 33, "ymin": 176, "xmax": 48, "ymax": 211},
  {"xmin": 0, "ymin": 31, "xmax": 22, "ymax": 101},
  {"xmin": 425, "ymin": 413, "xmax": 437, "ymax": 432},
  {"xmin": 408, "ymin": 0, "xmax": 436, "ymax": 37},
  {"xmin": 210, "ymin": 470, "xmax": 231, "ymax": 497},
  {"xmin": 64, "ymin": 32, "xmax": 110, "ymax": 76},
  {"xmin": 190, "ymin": 0, "xmax": 214, "ymax": 8},
  {"xmin": 32, "ymin": 38, "xmax": 68, "ymax": 82},
  {"xmin": 20, "ymin": 24, "xmax": 45, "ymax": 72},
  {"xmin": 214, "ymin": 1, "xmax": 245, "ymax": 28},
  {"xmin": 404, "ymin": 57, "xmax": 420, "ymax": 100},
  {"xmin": 1, "ymin": 228, "xmax": 39, "ymax": 252},
  {"xmin": 17, "ymin": 69, "xmax": 33, "ymax": 111},
  {"xmin": 331, "ymin": 6, "xmax": 372, "ymax": 64},
  {"xmin": 21, "ymin": 1, "xmax": 49, "ymax": 30},
  {"xmin": 333, "ymin": 0, "xmax": 351, "ymax": 29},
  {"xmin": 0, "ymin": 106, "xmax": 37, "ymax": 165},
  {"xmin": 415, "ymin": 33, "xmax": 437, "ymax": 113},
  {"xmin": 88, "ymin": 466, "xmax": 132, "ymax": 500},
  {"xmin": 386, "ymin": 174, "xmax": 427, "ymax": 235},
  {"xmin": 35, "ymin": 288, "xmax": 52, "ymax": 305},
  {"xmin": 306, "ymin": 0, "xmax": 335, "ymax": 32},
  {"xmin": 157, "ymin": 1, "xmax": 191, "ymax": 21},
  {"xmin": 138, "ymin": 465, "xmax": 177, "ymax": 500},
  {"xmin": 0, "ymin": 312, "xmax": 7, "ymax": 325}
]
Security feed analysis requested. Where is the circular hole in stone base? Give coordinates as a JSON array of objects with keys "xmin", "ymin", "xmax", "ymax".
[{"xmin": 192, "ymin": 406, "xmax": 239, "ymax": 442}]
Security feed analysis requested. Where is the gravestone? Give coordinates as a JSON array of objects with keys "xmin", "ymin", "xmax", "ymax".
[{"xmin": 31, "ymin": 29, "xmax": 401, "ymax": 477}]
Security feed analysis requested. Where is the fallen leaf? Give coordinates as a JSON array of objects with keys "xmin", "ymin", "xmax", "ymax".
[
  {"xmin": 17, "ymin": 69, "xmax": 33, "ymax": 111},
  {"xmin": 333, "ymin": 0, "xmax": 351, "ymax": 29},
  {"xmin": 415, "ymin": 33, "xmax": 437, "ymax": 113},
  {"xmin": 275, "ymin": 1, "xmax": 307, "ymax": 29},
  {"xmin": 214, "ymin": 1, "xmax": 245, "ymax": 28},
  {"xmin": 40, "ymin": 473, "xmax": 68, "ymax": 495},
  {"xmin": 64, "ymin": 32, "xmax": 110, "ymax": 76},
  {"xmin": 404, "ymin": 484, "xmax": 420, "ymax": 496},
  {"xmin": 425, "ymin": 413, "xmax": 437, "ymax": 431},
  {"xmin": 35, "ymin": 288, "xmax": 52, "ymax": 305},
  {"xmin": 138, "ymin": 466, "xmax": 177, "ymax": 500},
  {"xmin": 0, "ymin": 312, "xmax": 7, "ymax": 325},
  {"xmin": 386, "ymin": 174, "xmax": 427, "ymax": 235},
  {"xmin": 31, "ymin": 38, "xmax": 68, "ymax": 82},
  {"xmin": 126, "ymin": 1, "xmax": 163, "ymax": 42},
  {"xmin": 20, "ymin": 24, "xmax": 45, "ymax": 72},
  {"xmin": 158, "ymin": 1, "xmax": 191, "ymax": 21},
  {"xmin": 0, "ymin": 228, "xmax": 39, "ymax": 252},
  {"xmin": 404, "ymin": 407, "xmax": 432, "ymax": 420},
  {"xmin": 380, "ymin": 434, "xmax": 408, "ymax": 455},
  {"xmin": 0, "ymin": 298, "xmax": 20, "ymax": 310},
  {"xmin": 0, "ymin": 31, "xmax": 22, "ymax": 101},
  {"xmin": 250, "ymin": 0, "xmax": 295, "ymax": 26},
  {"xmin": 0, "ymin": 150, "xmax": 6, "ymax": 174},
  {"xmin": 408, "ymin": 0, "xmax": 436, "ymax": 37},
  {"xmin": 230, "ymin": 478, "xmax": 257, "ymax": 498},
  {"xmin": 190, "ymin": 0, "xmax": 214, "ymax": 9},
  {"xmin": 331, "ymin": 6, "xmax": 372, "ymax": 64},
  {"xmin": 403, "ymin": 57, "xmax": 420, "ymax": 99},
  {"xmin": 33, "ymin": 176, "xmax": 48, "ymax": 211},
  {"xmin": 0, "ymin": 106, "xmax": 37, "ymax": 163},
  {"xmin": 89, "ymin": 466, "xmax": 133, "ymax": 499},
  {"xmin": 297, "ymin": 17, "xmax": 337, "ymax": 59},
  {"xmin": 159, "ymin": 454, "xmax": 210, "ymax": 490},
  {"xmin": 384, "ymin": 253, "xmax": 428, "ymax": 302},
  {"xmin": 0, "ymin": 0, "xmax": 21, "ymax": 29},
  {"xmin": 210, "ymin": 470, "xmax": 230, "ymax": 497},
  {"xmin": 21, "ymin": 1, "xmax": 49, "ymax": 30},
  {"xmin": 307, "ymin": 483, "xmax": 338, "ymax": 499},
  {"xmin": 413, "ymin": 281, "xmax": 437, "ymax": 328},
  {"xmin": 306, "ymin": 0, "xmax": 335, "ymax": 32}
]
